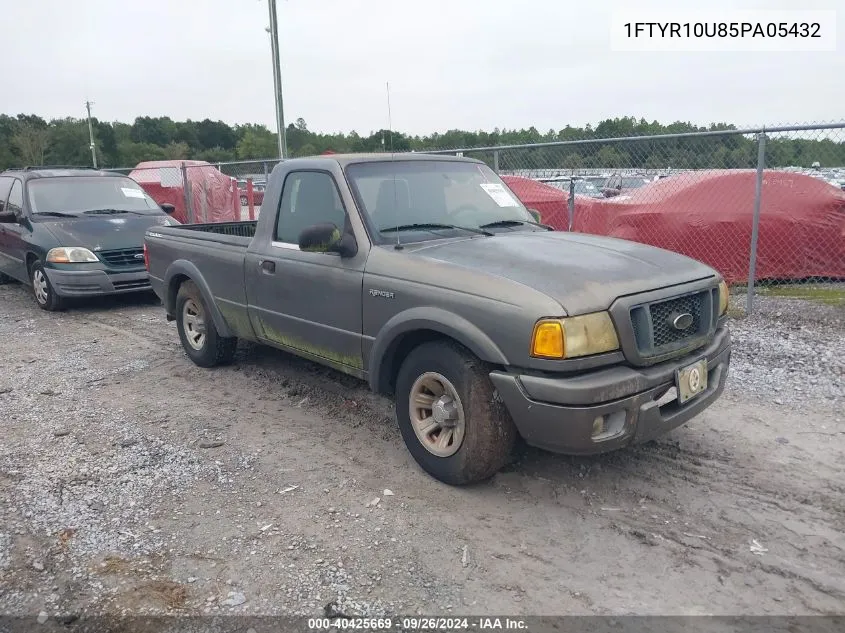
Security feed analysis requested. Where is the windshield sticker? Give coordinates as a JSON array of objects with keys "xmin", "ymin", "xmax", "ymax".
[
  {"xmin": 480, "ymin": 183, "xmax": 519, "ymax": 207},
  {"xmin": 121, "ymin": 187, "xmax": 146, "ymax": 199}
]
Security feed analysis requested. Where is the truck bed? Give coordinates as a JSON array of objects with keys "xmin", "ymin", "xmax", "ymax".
[{"xmin": 157, "ymin": 221, "xmax": 258, "ymax": 248}]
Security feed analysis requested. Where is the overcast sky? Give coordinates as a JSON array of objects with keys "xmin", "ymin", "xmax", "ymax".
[{"xmin": 2, "ymin": 0, "xmax": 842, "ymax": 135}]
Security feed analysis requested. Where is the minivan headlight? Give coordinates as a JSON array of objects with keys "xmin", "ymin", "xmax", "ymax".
[
  {"xmin": 531, "ymin": 311, "xmax": 620, "ymax": 359},
  {"xmin": 46, "ymin": 247, "xmax": 99, "ymax": 263}
]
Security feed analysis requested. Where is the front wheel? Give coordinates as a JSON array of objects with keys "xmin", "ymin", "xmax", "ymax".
[
  {"xmin": 395, "ymin": 341, "xmax": 518, "ymax": 485},
  {"xmin": 175, "ymin": 280, "xmax": 237, "ymax": 367},
  {"xmin": 30, "ymin": 261, "xmax": 64, "ymax": 312}
]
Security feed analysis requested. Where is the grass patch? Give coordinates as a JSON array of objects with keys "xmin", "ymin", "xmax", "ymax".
[
  {"xmin": 142, "ymin": 580, "xmax": 189, "ymax": 609},
  {"xmin": 756, "ymin": 285, "xmax": 845, "ymax": 306}
]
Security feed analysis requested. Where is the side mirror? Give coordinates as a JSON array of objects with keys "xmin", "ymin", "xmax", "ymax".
[
  {"xmin": 298, "ymin": 222, "xmax": 358, "ymax": 258},
  {"xmin": 160, "ymin": 203, "xmax": 176, "ymax": 215},
  {"xmin": 0, "ymin": 211, "xmax": 18, "ymax": 224},
  {"xmin": 527, "ymin": 208, "xmax": 542, "ymax": 223}
]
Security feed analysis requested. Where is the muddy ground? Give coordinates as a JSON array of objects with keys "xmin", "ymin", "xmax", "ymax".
[{"xmin": 1, "ymin": 282, "xmax": 843, "ymax": 619}]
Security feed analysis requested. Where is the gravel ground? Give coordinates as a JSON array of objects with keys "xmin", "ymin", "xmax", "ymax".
[{"xmin": 0, "ymin": 282, "xmax": 843, "ymax": 621}]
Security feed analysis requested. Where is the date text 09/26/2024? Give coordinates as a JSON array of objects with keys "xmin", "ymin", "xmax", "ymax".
[{"xmin": 307, "ymin": 617, "xmax": 529, "ymax": 630}]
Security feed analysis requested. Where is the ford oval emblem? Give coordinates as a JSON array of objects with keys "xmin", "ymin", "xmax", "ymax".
[{"xmin": 671, "ymin": 312, "xmax": 694, "ymax": 330}]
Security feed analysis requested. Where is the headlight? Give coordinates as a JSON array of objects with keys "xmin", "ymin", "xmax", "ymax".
[
  {"xmin": 718, "ymin": 280, "xmax": 729, "ymax": 316},
  {"xmin": 46, "ymin": 247, "xmax": 99, "ymax": 263},
  {"xmin": 531, "ymin": 311, "xmax": 620, "ymax": 359}
]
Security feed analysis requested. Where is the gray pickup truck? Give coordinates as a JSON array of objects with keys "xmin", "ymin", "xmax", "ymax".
[{"xmin": 144, "ymin": 153, "xmax": 731, "ymax": 485}]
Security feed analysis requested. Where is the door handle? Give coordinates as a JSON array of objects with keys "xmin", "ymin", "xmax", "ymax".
[{"xmin": 260, "ymin": 260, "xmax": 276, "ymax": 274}]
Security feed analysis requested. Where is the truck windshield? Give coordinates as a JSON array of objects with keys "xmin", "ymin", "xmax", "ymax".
[
  {"xmin": 345, "ymin": 160, "xmax": 536, "ymax": 243},
  {"xmin": 28, "ymin": 176, "xmax": 163, "ymax": 216}
]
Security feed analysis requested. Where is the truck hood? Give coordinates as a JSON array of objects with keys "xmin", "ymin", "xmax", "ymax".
[
  {"xmin": 411, "ymin": 230, "xmax": 717, "ymax": 314},
  {"xmin": 41, "ymin": 214, "xmax": 175, "ymax": 251}
]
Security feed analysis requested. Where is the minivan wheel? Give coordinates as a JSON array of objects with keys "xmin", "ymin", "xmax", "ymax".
[
  {"xmin": 395, "ymin": 341, "xmax": 518, "ymax": 485},
  {"xmin": 175, "ymin": 280, "xmax": 237, "ymax": 367},
  {"xmin": 30, "ymin": 261, "xmax": 64, "ymax": 312}
]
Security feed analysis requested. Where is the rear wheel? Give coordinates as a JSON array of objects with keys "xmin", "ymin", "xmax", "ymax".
[
  {"xmin": 30, "ymin": 261, "xmax": 64, "ymax": 312},
  {"xmin": 175, "ymin": 280, "xmax": 237, "ymax": 367},
  {"xmin": 395, "ymin": 341, "xmax": 517, "ymax": 485}
]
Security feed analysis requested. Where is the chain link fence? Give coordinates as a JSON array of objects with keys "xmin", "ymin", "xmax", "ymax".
[
  {"xmin": 105, "ymin": 159, "xmax": 283, "ymax": 223},
  {"xmin": 107, "ymin": 123, "xmax": 845, "ymax": 315},
  {"xmin": 426, "ymin": 123, "xmax": 845, "ymax": 315}
]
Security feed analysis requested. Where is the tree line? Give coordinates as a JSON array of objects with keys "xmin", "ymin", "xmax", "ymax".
[{"xmin": 1, "ymin": 114, "xmax": 842, "ymax": 171}]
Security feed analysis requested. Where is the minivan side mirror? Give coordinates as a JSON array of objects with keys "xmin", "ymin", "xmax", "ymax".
[
  {"xmin": 0, "ymin": 211, "xmax": 17, "ymax": 224},
  {"xmin": 298, "ymin": 222, "xmax": 358, "ymax": 258},
  {"xmin": 160, "ymin": 203, "xmax": 176, "ymax": 215}
]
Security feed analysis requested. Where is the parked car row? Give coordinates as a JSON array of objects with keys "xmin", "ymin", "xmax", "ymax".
[
  {"xmin": 236, "ymin": 179, "xmax": 266, "ymax": 207},
  {"xmin": 503, "ymin": 168, "xmax": 845, "ymax": 283},
  {"xmin": 0, "ymin": 155, "xmax": 732, "ymax": 486}
]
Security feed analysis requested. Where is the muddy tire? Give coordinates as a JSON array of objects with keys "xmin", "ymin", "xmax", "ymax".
[
  {"xmin": 395, "ymin": 340, "xmax": 518, "ymax": 485},
  {"xmin": 30, "ymin": 261, "xmax": 64, "ymax": 312},
  {"xmin": 175, "ymin": 280, "xmax": 237, "ymax": 368}
]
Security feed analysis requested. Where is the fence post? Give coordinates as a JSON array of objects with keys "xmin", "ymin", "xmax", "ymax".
[
  {"xmin": 568, "ymin": 179, "xmax": 575, "ymax": 231},
  {"xmin": 247, "ymin": 178, "xmax": 255, "ymax": 221},
  {"xmin": 493, "ymin": 150, "xmax": 500, "ymax": 173},
  {"xmin": 263, "ymin": 161, "xmax": 269, "ymax": 182},
  {"xmin": 746, "ymin": 132, "xmax": 767, "ymax": 314},
  {"xmin": 180, "ymin": 162, "xmax": 195, "ymax": 224}
]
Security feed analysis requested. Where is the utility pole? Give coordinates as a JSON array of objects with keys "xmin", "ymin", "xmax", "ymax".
[
  {"xmin": 267, "ymin": 0, "xmax": 287, "ymax": 158},
  {"xmin": 85, "ymin": 100, "xmax": 97, "ymax": 168}
]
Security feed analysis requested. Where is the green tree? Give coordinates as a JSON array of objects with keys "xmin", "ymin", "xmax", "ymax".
[
  {"xmin": 13, "ymin": 124, "xmax": 50, "ymax": 166},
  {"xmin": 560, "ymin": 152, "xmax": 584, "ymax": 169},
  {"xmin": 130, "ymin": 116, "xmax": 175, "ymax": 146},
  {"xmin": 236, "ymin": 127, "xmax": 278, "ymax": 159},
  {"xmin": 117, "ymin": 141, "xmax": 169, "ymax": 166},
  {"xmin": 196, "ymin": 119, "xmax": 236, "ymax": 151},
  {"xmin": 46, "ymin": 118, "xmax": 92, "ymax": 166},
  {"xmin": 195, "ymin": 147, "xmax": 235, "ymax": 163}
]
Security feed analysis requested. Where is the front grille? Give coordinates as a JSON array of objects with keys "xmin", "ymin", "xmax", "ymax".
[
  {"xmin": 630, "ymin": 289, "xmax": 715, "ymax": 358},
  {"xmin": 650, "ymin": 293, "xmax": 704, "ymax": 347},
  {"xmin": 113, "ymin": 279, "xmax": 150, "ymax": 291},
  {"xmin": 98, "ymin": 247, "xmax": 145, "ymax": 268}
]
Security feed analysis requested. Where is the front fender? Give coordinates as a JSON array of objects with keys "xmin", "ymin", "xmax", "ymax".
[
  {"xmin": 368, "ymin": 306, "xmax": 509, "ymax": 392},
  {"xmin": 163, "ymin": 260, "xmax": 234, "ymax": 338}
]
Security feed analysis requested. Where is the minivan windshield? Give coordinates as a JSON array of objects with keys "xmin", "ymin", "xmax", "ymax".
[
  {"xmin": 345, "ymin": 160, "xmax": 537, "ymax": 243},
  {"xmin": 27, "ymin": 176, "xmax": 163, "ymax": 216}
]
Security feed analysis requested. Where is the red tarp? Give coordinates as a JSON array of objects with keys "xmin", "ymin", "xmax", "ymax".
[
  {"xmin": 129, "ymin": 160, "xmax": 238, "ymax": 225},
  {"xmin": 500, "ymin": 176, "xmax": 570, "ymax": 229},
  {"xmin": 505, "ymin": 170, "xmax": 845, "ymax": 283}
]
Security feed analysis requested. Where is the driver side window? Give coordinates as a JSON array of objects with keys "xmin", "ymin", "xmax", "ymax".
[
  {"xmin": 275, "ymin": 171, "xmax": 347, "ymax": 245},
  {"xmin": 7, "ymin": 180, "xmax": 23, "ymax": 217},
  {"xmin": 0, "ymin": 177, "xmax": 13, "ymax": 213}
]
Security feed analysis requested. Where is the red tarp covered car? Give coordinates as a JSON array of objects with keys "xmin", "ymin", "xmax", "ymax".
[
  {"xmin": 500, "ymin": 175, "xmax": 571, "ymax": 228},
  {"xmin": 506, "ymin": 170, "xmax": 845, "ymax": 283},
  {"xmin": 129, "ymin": 160, "xmax": 238, "ymax": 225}
]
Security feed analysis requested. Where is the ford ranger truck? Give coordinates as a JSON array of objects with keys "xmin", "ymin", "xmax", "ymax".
[{"xmin": 144, "ymin": 153, "xmax": 731, "ymax": 485}]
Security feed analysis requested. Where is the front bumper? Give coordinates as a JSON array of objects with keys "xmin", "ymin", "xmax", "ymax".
[
  {"xmin": 44, "ymin": 267, "xmax": 151, "ymax": 297},
  {"xmin": 489, "ymin": 326, "xmax": 731, "ymax": 455}
]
